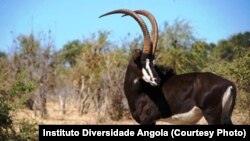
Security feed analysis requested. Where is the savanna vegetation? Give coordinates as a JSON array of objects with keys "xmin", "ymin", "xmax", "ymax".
[{"xmin": 0, "ymin": 20, "xmax": 249, "ymax": 140}]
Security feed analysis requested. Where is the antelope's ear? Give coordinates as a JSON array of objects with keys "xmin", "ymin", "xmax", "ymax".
[{"xmin": 132, "ymin": 49, "xmax": 142, "ymax": 60}]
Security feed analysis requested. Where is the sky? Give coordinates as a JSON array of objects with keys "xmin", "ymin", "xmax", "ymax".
[{"xmin": 0, "ymin": 0, "xmax": 250, "ymax": 53}]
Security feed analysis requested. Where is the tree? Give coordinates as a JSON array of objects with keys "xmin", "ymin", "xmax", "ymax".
[
  {"xmin": 0, "ymin": 71, "xmax": 37, "ymax": 140},
  {"xmin": 158, "ymin": 19, "xmax": 196, "ymax": 51},
  {"xmin": 69, "ymin": 31, "xmax": 128, "ymax": 120},
  {"xmin": 61, "ymin": 40, "xmax": 83, "ymax": 67},
  {"xmin": 0, "ymin": 51, "xmax": 7, "ymax": 59},
  {"xmin": 156, "ymin": 19, "xmax": 199, "ymax": 73},
  {"xmin": 214, "ymin": 32, "xmax": 250, "ymax": 61},
  {"xmin": 11, "ymin": 33, "xmax": 59, "ymax": 118}
]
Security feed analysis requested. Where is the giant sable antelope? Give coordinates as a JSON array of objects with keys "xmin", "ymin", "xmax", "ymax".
[{"xmin": 99, "ymin": 9, "xmax": 236, "ymax": 125}]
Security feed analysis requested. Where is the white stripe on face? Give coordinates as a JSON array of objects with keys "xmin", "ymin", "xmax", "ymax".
[
  {"xmin": 142, "ymin": 59, "xmax": 157, "ymax": 86},
  {"xmin": 142, "ymin": 68, "xmax": 151, "ymax": 82},
  {"xmin": 145, "ymin": 59, "xmax": 154, "ymax": 79}
]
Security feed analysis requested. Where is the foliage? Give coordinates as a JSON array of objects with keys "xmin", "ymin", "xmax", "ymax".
[
  {"xmin": 0, "ymin": 20, "xmax": 249, "ymax": 135},
  {"xmin": 0, "ymin": 72, "xmax": 37, "ymax": 141},
  {"xmin": 214, "ymin": 32, "xmax": 250, "ymax": 61},
  {"xmin": 70, "ymin": 31, "xmax": 128, "ymax": 121},
  {"xmin": 229, "ymin": 51, "xmax": 250, "ymax": 91},
  {"xmin": 158, "ymin": 19, "xmax": 196, "ymax": 50},
  {"xmin": 16, "ymin": 120, "xmax": 38, "ymax": 141},
  {"xmin": 157, "ymin": 21, "xmax": 211, "ymax": 74},
  {"xmin": 0, "ymin": 51, "xmax": 7, "ymax": 59},
  {"xmin": 62, "ymin": 40, "xmax": 84, "ymax": 67}
]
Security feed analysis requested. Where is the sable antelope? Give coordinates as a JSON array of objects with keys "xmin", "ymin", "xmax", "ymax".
[{"xmin": 99, "ymin": 9, "xmax": 236, "ymax": 125}]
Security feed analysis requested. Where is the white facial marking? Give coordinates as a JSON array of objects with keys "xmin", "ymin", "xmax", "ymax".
[
  {"xmin": 142, "ymin": 68, "xmax": 151, "ymax": 82},
  {"xmin": 145, "ymin": 59, "xmax": 154, "ymax": 79},
  {"xmin": 141, "ymin": 59, "xmax": 157, "ymax": 86},
  {"xmin": 133, "ymin": 78, "xmax": 139, "ymax": 84}
]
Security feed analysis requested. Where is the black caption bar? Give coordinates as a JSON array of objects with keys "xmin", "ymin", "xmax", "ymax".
[{"xmin": 39, "ymin": 125, "xmax": 250, "ymax": 140}]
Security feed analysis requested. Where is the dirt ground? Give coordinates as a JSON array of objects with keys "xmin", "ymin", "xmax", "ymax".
[{"xmin": 14, "ymin": 101, "xmax": 247, "ymax": 125}]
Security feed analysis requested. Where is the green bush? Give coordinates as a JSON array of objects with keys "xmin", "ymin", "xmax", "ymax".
[{"xmin": 0, "ymin": 72, "xmax": 37, "ymax": 141}]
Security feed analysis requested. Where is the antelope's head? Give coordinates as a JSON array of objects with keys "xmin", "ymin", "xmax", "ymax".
[{"xmin": 99, "ymin": 9, "xmax": 160, "ymax": 86}]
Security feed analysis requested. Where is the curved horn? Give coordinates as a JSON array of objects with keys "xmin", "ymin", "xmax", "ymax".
[
  {"xmin": 99, "ymin": 9, "xmax": 152, "ymax": 54},
  {"xmin": 133, "ymin": 10, "xmax": 158, "ymax": 55}
]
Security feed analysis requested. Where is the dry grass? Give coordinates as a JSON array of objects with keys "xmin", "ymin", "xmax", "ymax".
[
  {"xmin": 14, "ymin": 100, "xmax": 136, "ymax": 125},
  {"xmin": 13, "ymin": 100, "xmax": 247, "ymax": 125}
]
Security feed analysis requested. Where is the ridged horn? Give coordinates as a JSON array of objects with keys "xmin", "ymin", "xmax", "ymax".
[
  {"xmin": 133, "ymin": 10, "xmax": 158, "ymax": 55},
  {"xmin": 99, "ymin": 9, "xmax": 152, "ymax": 54}
]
